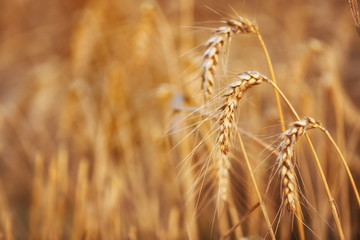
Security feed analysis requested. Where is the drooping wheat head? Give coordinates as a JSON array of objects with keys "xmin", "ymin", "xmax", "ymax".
[
  {"xmin": 201, "ymin": 18, "xmax": 257, "ymax": 101},
  {"xmin": 217, "ymin": 70, "xmax": 267, "ymax": 204},
  {"xmin": 278, "ymin": 117, "xmax": 325, "ymax": 213}
]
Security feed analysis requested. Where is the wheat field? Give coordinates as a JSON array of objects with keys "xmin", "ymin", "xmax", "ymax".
[{"xmin": 0, "ymin": 0, "xmax": 360, "ymax": 239}]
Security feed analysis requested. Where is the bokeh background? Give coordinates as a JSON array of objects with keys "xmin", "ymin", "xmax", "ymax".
[{"xmin": 0, "ymin": 0, "xmax": 359, "ymax": 239}]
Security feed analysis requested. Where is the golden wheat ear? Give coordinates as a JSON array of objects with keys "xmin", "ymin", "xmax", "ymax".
[
  {"xmin": 217, "ymin": 70, "xmax": 266, "ymax": 204},
  {"xmin": 201, "ymin": 18, "xmax": 257, "ymax": 102},
  {"xmin": 217, "ymin": 71, "xmax": 276, "ymax": 239},
  {"xmin": 276, "ymin": 117, "xmax": 348, "ymax": 239},
  {"xmin": 277, "ymin": 117, "xmax": 323, "ymax": 213}
]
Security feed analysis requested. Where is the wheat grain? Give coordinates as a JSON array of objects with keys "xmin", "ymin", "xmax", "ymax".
[
  {"xmin": 201, "ymin": 18, "xmax": 257, "ymax": 101},
  {"xmin": 217, "ymin": 70, "xmax": 267, "ymax": 203},
  {"xmin": 278, "ymin": 117, "xmax": 324, "ymax": 212}
]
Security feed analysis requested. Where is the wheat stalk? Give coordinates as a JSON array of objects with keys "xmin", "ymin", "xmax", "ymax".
[
  {"xmin": 217, "ymin": 70, "xmax": 266, "ymax": 203},
  {"xmin": 201, "ymin": 18, "xmax": 257, "ymax": 101}
]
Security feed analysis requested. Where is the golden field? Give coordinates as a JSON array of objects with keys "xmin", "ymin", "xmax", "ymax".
[{"xmin": 0, "ymin": 0, "xmax": 359, "ymax": 239}]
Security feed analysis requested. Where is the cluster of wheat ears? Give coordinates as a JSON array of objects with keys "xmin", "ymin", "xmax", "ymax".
[
  {"xmin": 1, "ymin": 1, "xmax": 360, "ymax": 238},
  {"xmin": 180, "ymin": 16, "xmax": 360, "ymax": 239}
]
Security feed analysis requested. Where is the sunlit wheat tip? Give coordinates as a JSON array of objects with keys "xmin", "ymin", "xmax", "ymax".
[{"xmin": 201, "ymin": 17, "xmax": 257, "ymax": 101}]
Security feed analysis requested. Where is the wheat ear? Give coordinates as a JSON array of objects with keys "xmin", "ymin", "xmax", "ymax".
[
  {"xmin": 267, "ymin": 81, "xmax": 345, "ymax": 239},
  {"xmin": 278, "ymin": 117, "xmax": 324, "ymax": 213},
  {"xmin": 217, "ymin": 70, "xmax": 266, "ymax": 203},
  {"xmin": 217, "ymin": 71, "xmax": 275, "ymax": 238},
  {"xmin": 201, "ymin": 18, "xmax": 257, "ymax": 101}
]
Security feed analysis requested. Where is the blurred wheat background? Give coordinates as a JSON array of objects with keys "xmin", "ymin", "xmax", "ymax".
[{"xmin": 0, "ymin": 0, "xmax": 359, "ymax": 239}]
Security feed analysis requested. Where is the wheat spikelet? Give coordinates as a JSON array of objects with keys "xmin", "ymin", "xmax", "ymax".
[
  {"xmin": 278, "ymin": 117, "xmax": 325, "ymax": 212},
  {"xmin": 217, "ymin": 70, "xmax": 267, "ymax": 203},
  {"xmin": 348, "ymin": 0, "xmax": 360, "ymax": 35},
  {"xmin": 201, "ymin": 18, "xmax": 257, "ymax": 101}
]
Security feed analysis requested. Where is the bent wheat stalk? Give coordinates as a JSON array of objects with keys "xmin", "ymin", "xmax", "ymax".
[
  {"xmin": 255, "ymin": 33, "xmax": 286, "ymax": 132},
  {"xmin": 201, "ymin": 18, "xmax": 257, "ymax": 101}
]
